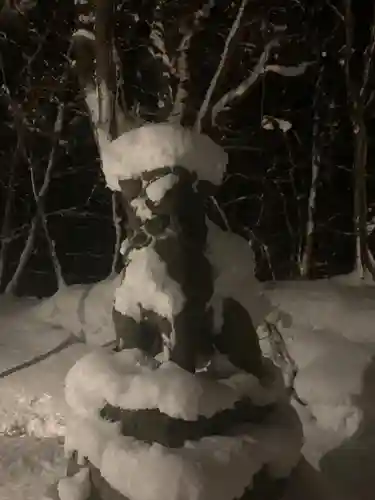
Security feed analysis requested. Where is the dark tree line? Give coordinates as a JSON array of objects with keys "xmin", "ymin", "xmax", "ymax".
[{"xmin": 0, "ymin": 0, "xmax": 374, "ymax": 297}]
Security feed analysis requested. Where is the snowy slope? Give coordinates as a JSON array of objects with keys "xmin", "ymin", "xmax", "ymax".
[
  {"xmin": 1, "ymin": 276, "xmax": 375, "ymax": 499},
  {"xmin": 0, "ymin": 295, "xmax": 90, "ymax": 499},
  {"xmin": 34, "ymin": 277, "xmax": 121, "ymax": 346},
  {"xmin": 0, "ymin": 436, "xmax": 66, "ymax": 500},
  {"xmin": 265, "ymin": 278, "xmax": 375, "ymax": 344},
  {"xmin": 266, "ymin": 278, "xmax": 375, "ymax": 500}
]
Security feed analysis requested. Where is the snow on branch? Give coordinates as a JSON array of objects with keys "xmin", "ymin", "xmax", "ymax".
[
  {"xmin": 265, "ymin": 61, "xmax": 313, "ymax": 77},
  {"xmin": 195, "ymin": 0, "xmax": 250, "ymax": 132},
  {"xmin": 169, "ymin": 33, "xmax": 189, "ymax": 122},
  {"xmin": 361, "ymin": 2, "xmax": 375, "ymax": 101},
  {"xmin": 73, "ymin": 28, "xmax": 95, "ymax": 41},
  {"xmin": 148, "ymin": 19, "xmax": 175, "ymax": 116},
  {"xmin": 211, "ymin": 39, "xmax": 279, "ymax": 125},
  {"xmin": 65, "ymin": 350, "xmax": 282, "ymax": 421}
]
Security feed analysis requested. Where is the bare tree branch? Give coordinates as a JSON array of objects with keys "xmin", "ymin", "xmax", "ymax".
[
  {"xmin": 211, "ymin": 39, "xmax": 279, "ymax": 126},
  {"xmin": 2, "ymin": 35, "xmax": 75, "ymax": 294},
  {"xmin": 5, "ymin": 103, "xmax": 65, "ymax": 294},
  {"xmin": 94, "ymin": 0, "xmax": 118, "ymax": 139},
  {"xmin": 28, "ymin": 110, "xmax": 66, "ymax": 289},
  {"xmin": 4, "ymin": 218, "xmax": 37, "ymax": 295},
  {"xmin": 325, "ymin": 0, "xmax": 345, "ymax": 22},
  {"xmin": 195, "ymin": 0, "xmax": 250, "ymax": 132}
]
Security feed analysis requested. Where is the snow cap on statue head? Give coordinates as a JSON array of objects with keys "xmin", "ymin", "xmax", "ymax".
[{"xmin": 100, "ymin": 123, "xmax": 228, "ymax": 192}]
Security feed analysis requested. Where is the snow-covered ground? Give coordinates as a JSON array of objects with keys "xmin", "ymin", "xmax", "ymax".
[{"xmin": 1, "ymin": 275, "xmax": 375, "ymax": 500}]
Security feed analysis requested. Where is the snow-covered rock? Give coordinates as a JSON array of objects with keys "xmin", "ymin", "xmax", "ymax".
[{"xmin": 64, "ymin": 349, "xmax": 283, "ymax": 421}]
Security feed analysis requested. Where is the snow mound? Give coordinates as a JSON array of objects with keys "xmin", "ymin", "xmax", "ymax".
[
  {"xmin": 265, "ymin": 280, "xmax": 375, "ymax": 438},
  {"xmin": 0, "ymin": 343, "xmax": 88, "ymax": 438},
  {"xmin": 265, "ymin": 279, "xmax": 375, "ymax": 345},
  {"xmin": 34, "ymin": 276, "xmax": 120, "ymax": 346},
  {"xmin": 65, "ymin": 348, "xmax": 283, "ymax": 421},
  {"xmin": 101, "ymin": 123, "xmax": 228, "ymax": 190},
  {"xmin": 64, "ymin": 405, "xmax": 301, "ymax": 500},
  {"xmin": 0, "ymin": 436, "xmax": 66, "ymax": 500},
  {"xmin": 57, "ymin": 467, "xmax": 91, "ymax": 500},
  {"xmin": 0, "ymin": 294, "xmax": 74, "ymax": 375},
  {"xmin": 206, "ymin": 220, "xmax": 278, "ymax": 331},
  {"xmin": 0, "ymin": 294, "xmax": 91, "ymax": 439},
  {"xmin": 99, "ymin": 407, "xmax": 300, "ymax": 500},
  {"xmin": 293, "ymin": 335, "xmax": 374, "ymax": 435}
]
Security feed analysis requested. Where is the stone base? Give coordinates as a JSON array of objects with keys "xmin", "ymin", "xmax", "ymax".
[{"xmin": 99, "ymin": 400, "xmax": 273, "ymax": 448}]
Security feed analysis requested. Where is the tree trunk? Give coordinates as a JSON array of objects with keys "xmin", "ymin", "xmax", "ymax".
[{"xmin": 343, "ymin": 0, "xmax": 375, "ymax": 280}]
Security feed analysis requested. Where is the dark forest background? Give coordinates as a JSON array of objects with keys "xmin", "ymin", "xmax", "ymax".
[{"xmin": 0, "ymin": 0, "xmax": 374, "ymax": 297}]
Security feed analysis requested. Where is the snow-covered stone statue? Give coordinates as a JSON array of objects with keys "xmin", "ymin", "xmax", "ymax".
[{"xmin": 46, "ymin": 124, "xmax": 302, "ymax": 500}]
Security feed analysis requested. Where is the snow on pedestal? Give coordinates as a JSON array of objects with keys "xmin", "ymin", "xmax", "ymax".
[
  {"xmin": 100, "ymin": 123, "xmax": 227, "ymax": 191},
  {"xmin": 48, "ymin": 124, "xmax": 302, "ymax": 500}
]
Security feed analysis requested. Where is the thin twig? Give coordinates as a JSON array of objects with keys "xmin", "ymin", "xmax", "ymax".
[{"xmin": 264, "ymin": 320, "xmax": 307, "ymax": 406}]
